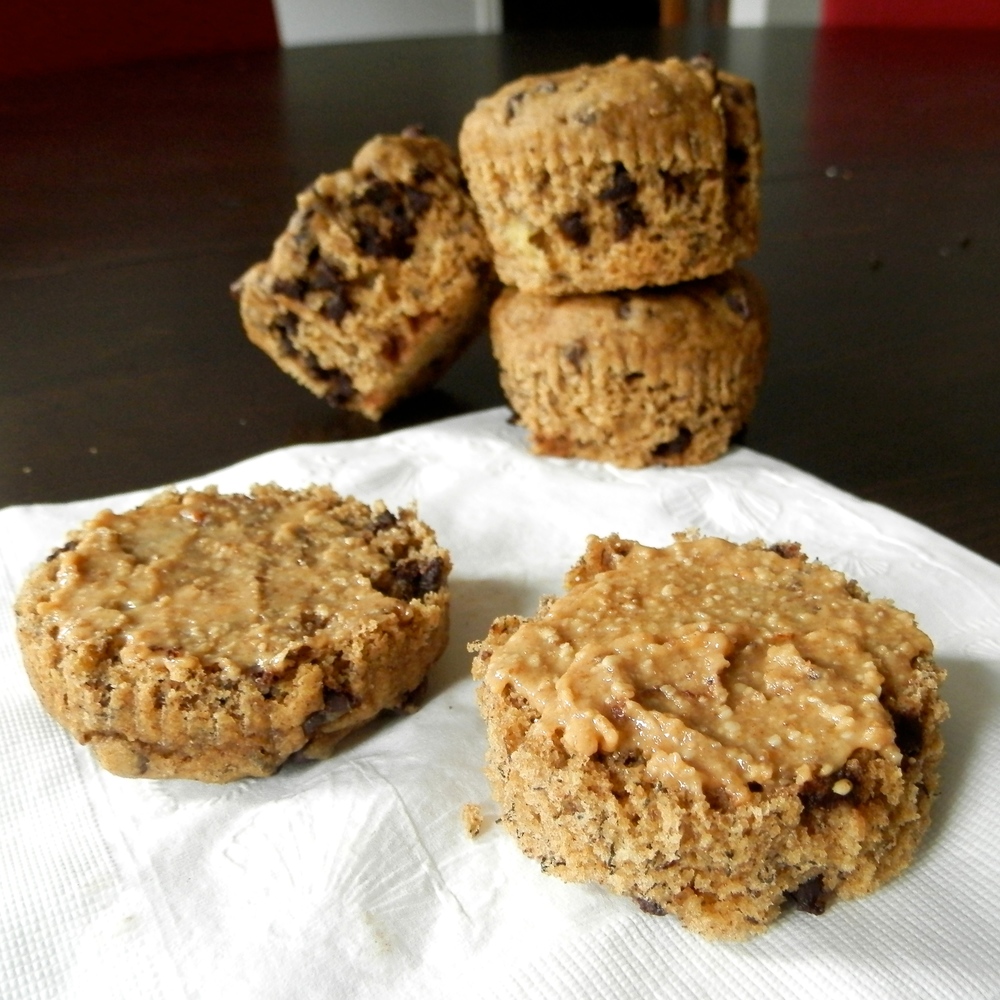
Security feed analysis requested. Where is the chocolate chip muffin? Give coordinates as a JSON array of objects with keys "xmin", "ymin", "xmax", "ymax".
[
  {"xmin": 233, "ymin": 130, "xmax": 497, "ymax": 420},
  {"xmin": 471, "ymin": 534, "xmax": 947, "ymax": 939},
  {"xmin": 490, "ymin": 270, "xmax": 768, "ymax": 467},
  {"xmin": 458, "ymin": 55, "xmax": 761, "ymax": 295},
  {"xmin": 15, "ymin": 485, "xmax": 451, "ymax": 782}
]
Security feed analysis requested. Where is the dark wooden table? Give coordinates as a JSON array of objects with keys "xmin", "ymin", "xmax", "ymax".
[{"xmin": 2, "ymin": 26, "xmax": 998, "ymax": 562}]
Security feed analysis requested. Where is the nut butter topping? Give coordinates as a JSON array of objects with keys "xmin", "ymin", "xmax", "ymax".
[
  {"xmin": 36, "ymin": 486, "xmax": 413, "ymax": 678},
  {"xmin": 484, "ymin": 535, "xmax": 932, "ymax": 803}
]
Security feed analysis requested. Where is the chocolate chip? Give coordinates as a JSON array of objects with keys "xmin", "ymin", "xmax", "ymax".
[
  {"xmin": 297, "ymin": 346, "xmax": 354, "ymax": 404},
  {"xmin": 784, "ymin": 875, "xmax": 827, "ymax": 914},
  {"xmin": 769, "ymin": 541, "xmax": 802, "ymax": 560},
  {"xmin": 355, "ymin": 221, "xmax": 406, "ymax": 259},
  {"xmin": 302, "ymin": 688, "xmax": 355, "ymax": 737},
  {"xmin": 724, "ymin": 288, "xmax": 751, "ymax": 319},
  {"xmin": 598, "ymin": 162, "xmax": 639, "ymax": 203},
  {"xmin": 504, "ymin": 90, "xmax": 526, "ymax": 123},
  {"xmin": 305, "ymin": 259, "xmax": 353, "ymax": 321},
  {"xmin": 614, "ymin": 202, "xmax": 646, "ymax": 241},
  {"xmin": 556, "ymin": 211, "xmax": 590, "ymax": 246},
  {"xmin": 271, "ymin": 312, "xmax": 300, "ymax": 355},
  {"xmin": 273, "ymin": 311, "xmax": 299, "ymax": 334},
  {"xmin": 635, "ymin": 897, "xmax": 667, "ymax": 916},
  {"xmin": 393, "ymin": 678, "xmax": 428, "ymax": 714},
  {"xmin": 624, "ymin": 371, "xmax": 644, "ymax": 383},
  {"xmin": 747, "ymin": 781, "xmax": 763, "ymax": 793},
  {"xmin": 719, "ymin": 78, "xmax": 746, "ymax": 105},
  {"xmin": 375, "ymin": 556, "xmax": 446, "ymax": 601},
  {"xmin": 471, "ymin": 257, "xmax": 494, "ymax": 285},
  {"xmin": 405, "ymin": 185, "xmax": 433, "ymax": 216},
  {"xmin": 322, "ymin": 370, "xmax": 356, "ymax": 407},
  {"xmin": 309, "ymin": 259, "xmax": 343, "ymax": 291},
  {"xmin": 727, "ymin": 145, "xmax": 750, "ymax": 168},
  {"xmin": 321, "ymin": 289, "xmax": 351, "ymax": 322},
  {"xmin": 273, "ymin": 277, "xmax": 306, "ymax": 300},
  {"xmin": 300, "ymin": 347, "xmax": 328, "ymax": 380},
  {"xmin": 598, "ymin": 165, "xmax": 645, "ymax": 240},
  {"xmin": 412, "ymin": 163, "xmax": 435, "ymax": 185},
  {"xmin": 351, "ymin": 179, "xmax": 433, "ymax": 260},
  {"xmin": 299, "ymin": 611, "xmax": 326, "ymax": 636},
  {"xmin": 892, "ymin": 711, "xmax": 923, "ymax": 758},
  {"xmin": 799, "ymin": 764, "xmax": 859, "ymax": 811},
  {"xmin": 46, "ymin": 539, "xmax": 78, "ymax": 561},
  {"xmin": 564, "ymin": 341, "xmax": 586, "ymax": 371},
  {"xmin": 370, "ymin": 510, "xmax": 398, "ymax": 532},
  {"xmin": 380, "ymin": 333, "xmax": 403, "ymax": 363},
  {"xmin": 660, "ymin": 170, "xmax": 699, "ymax": 205},
  {"xmin": 653, "ymin": 427, "xmax": 693, "ymax": 457},
  {"xmin": 799, "ymin": 778, "xmax": 834, "ymax": 812},
  {"xmin": 358, "ymin": 180, "xmax": 395, "ymax": 208}
]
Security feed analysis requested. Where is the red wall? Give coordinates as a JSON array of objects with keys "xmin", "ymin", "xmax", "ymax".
[
  {"xmin": 0, "ymin": 0, "xmax": 278, "ymax": 77},
  {"xmin": 823, "ymin": 0, "xmax": 1000, "ymax": 28}
]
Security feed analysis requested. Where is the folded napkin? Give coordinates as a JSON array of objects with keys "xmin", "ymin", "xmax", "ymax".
[{"xmin": 2, "ymin": 408, "xmax": 998, "ymax": 1000}]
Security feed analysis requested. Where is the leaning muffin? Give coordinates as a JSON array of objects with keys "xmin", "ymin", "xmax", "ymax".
[
  {"xmin": 15, "ymin": 485, "xmax": 451, "ymax": 782},
  {"xmin": 471, "ymin": 533, "xmax": 947, "ymax": 939},
  {"xmin": 458, "ymin": 55, "xmax": 761, "ymax": 295},
  {"xmin": 233, "ymin": 130, "xmax": 496, "ymax": 420},
  {"xmin": 490, "ymin": 270, "xmax": 768, "ymax": 467}
]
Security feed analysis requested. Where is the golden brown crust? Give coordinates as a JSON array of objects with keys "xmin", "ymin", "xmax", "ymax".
[
  {"xmin": 459, "ymin": 56, "xmax": 761, "ymax": 294},
  {"xmin": 234, "ymin": 132, "xmax": 497, "ymax": 420},
  {"xmin": 490, "ymin": 270, "xmax": 768, "ymax": 467},
  {"xmin": 16, "ymin": 485, "xmax": 451, "ymax": 782}
]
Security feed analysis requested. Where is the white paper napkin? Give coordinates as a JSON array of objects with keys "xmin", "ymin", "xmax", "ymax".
[{"xmin": 2, "ymin": 408, "xmax": 999, "ymax": 1000}]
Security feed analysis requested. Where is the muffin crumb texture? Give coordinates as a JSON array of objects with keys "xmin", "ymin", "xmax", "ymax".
[
  {"xmin": 15, "ymin": 484, "xmax": 451, "ymax": 783},
  {"xmin": 459, "ymin": 55, "xmax": 761, "ymax": 295},
  {"xmin": 490, "ymin": 270, "xmax": 768, "ymax": 467},
  {"xmin": 471, "ymin": 533, "xmax": 946, "ymax": 938},
  {"xmin": 234, "ymin": 131, "xmax": 496, "ymax": 420},
  {"xmin": 462, "ymin": 803, "xmax": 485, "ymax": 838}
]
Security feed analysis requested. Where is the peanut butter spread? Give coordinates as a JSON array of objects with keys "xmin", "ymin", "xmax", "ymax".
[
  {"xmin": 37, "ymin": 487, "xmax": 416, "ymax": 678},
  {"xmin": 484, "ymin": 535, "xmax": 931, "ymax": 803}
]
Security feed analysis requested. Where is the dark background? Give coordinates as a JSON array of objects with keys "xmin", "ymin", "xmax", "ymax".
[{"xmin": 1, "ymin": 25, "xmax": 998, "ymax": 561}]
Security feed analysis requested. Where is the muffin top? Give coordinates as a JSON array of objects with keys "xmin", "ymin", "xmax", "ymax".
[
  {"xmin": 480, "ymin": 533, "xmax": 934, "ymax": 805},
  {"xmin": 459, "ymin": 55, "xmax": 732, "ymax": 173}
]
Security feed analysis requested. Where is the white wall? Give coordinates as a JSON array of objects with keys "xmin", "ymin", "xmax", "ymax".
[
  {"xmin": 729, "ymin": 0, "xmax": 820, "ymax": 26},
  {"xmin": 274, "ymin": 0, "xmax": 503, "ymax": 46}
]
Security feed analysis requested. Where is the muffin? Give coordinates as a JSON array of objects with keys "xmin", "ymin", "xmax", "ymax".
[
  {"xmin": 233, "ymin": 130, "xmax": 497, "ymax": 420},
  {"xmin": 471, "ymin": 533, "xmax": 947, "ymax": 938},
  {"xmin": 458, "ymin": 55, "xmax": 761, "ymax": 295},
  {"xmin": 15, "ymin": 484, "xmax": 451, "ymax": 782},
  {"xmin": 490, "ymin": 269, "xmax": 768, "ymax": 467}
]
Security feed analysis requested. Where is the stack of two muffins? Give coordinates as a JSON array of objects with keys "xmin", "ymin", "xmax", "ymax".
[{"xmin": 459, "ymin": 55, "xmax": 768, "ymax": 468}]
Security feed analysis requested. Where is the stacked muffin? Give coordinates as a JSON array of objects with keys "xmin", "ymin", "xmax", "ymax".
[{"xmin": 459, "ymin": 55, "xmax": 768, "ymax": 467}]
